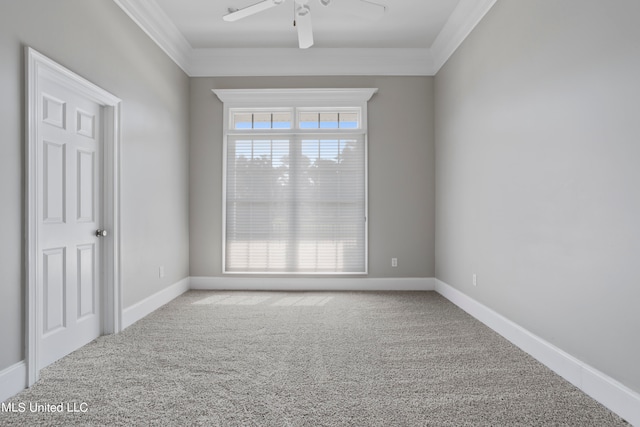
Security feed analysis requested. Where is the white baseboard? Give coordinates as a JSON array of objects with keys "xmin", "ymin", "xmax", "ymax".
[
  {"xmin": 122, "ymin": 277, "xmax": 190, "ymax": 329},
  {"xmin": 435, "ymin": 279, "xmax": 640, "ymax": 426},
  {"xmin": 190, "ymin": 276, "xmax": 435, "ymax": 291},
  {"xmin": 0, "ymin": 361, "xmax": 27, "ymax": 403}
]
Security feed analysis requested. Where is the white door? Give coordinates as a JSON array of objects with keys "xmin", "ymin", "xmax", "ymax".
[{"xmin": 37, "ymin": 74, "xmax": 103, "ymax": 368}]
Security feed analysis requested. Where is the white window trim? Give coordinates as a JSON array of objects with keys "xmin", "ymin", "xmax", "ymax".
[{"xmin": 213, "ymin": 88, "xmax": 377, "ymax": 275}]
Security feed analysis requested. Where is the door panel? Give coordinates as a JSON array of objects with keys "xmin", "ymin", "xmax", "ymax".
[
  {"xmin": 76, "ymin": 109, "xmax": 95, "ymax": 139},
  {"xmin": 42, "ymin": 94, "xmax": 66, "ymax": 129},
  {"xmin": 42, "ymin": 140, "xmax": 66, "ymax": 224},
  {"xmin": 77, "ymin": 244, "xmax": 96, "ymax": 319},
  {"xmin": 77, "ymin": 149, "xmax": 95, "ymax": 223},
  {"xmin": 38, "ymin": 76, "xmax": 102, "ymax": 368},
  {"xmin": 42, "ymin": 248, "xmax": 66, "ymax": 334}
]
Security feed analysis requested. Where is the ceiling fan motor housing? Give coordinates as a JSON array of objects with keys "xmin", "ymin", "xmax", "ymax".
[{"xmin": 224, "ymin": 0, "xmax": 386, "ymax": 49}]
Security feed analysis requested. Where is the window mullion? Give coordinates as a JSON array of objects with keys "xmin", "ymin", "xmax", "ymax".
[{"xmin": 288, "ymin": 136, "xmax": 299, "ymax": 272}]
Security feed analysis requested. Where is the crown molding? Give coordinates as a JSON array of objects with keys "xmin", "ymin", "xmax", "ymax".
[
  {"xmin": 112, "ymin": 0, "xmax": 495, "ymax": 77},
  {"xmin": 113, "ymin": 0, "xmax": 193, "ymax": 74},
  {"xmin": 213, "ymin": 88, "xmax": 378, "ymax": 105},
  {"xmin": 191, "ymin": 48, "xmax": 434, "ymax": 77},
  {"xmin": 431, "ymin": 0, "xmax": 497, "ymax": 72}
]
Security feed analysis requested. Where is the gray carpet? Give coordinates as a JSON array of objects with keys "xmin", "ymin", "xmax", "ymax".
[{"xmin": 2, "ymin": 291, "xmax": 629, "ymax": 426}]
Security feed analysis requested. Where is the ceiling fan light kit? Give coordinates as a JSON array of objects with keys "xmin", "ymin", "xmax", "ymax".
[
  {"xmin": 296, "ymin": 5, "xmax": 310, "ymax": 17},
  {"xmin": 223, "ymin": 0, "xmax": 386, "ymax": 49}
]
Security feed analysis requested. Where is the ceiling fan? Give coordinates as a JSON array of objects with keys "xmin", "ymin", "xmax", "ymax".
[{"xmin": 223, "ymin": 0, "xmax": 387, "ymax": 49}]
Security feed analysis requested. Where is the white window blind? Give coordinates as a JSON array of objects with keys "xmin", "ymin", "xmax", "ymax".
[{"xmin": 225, "ymin": 134, "xmax": 366, "ymax": 273}]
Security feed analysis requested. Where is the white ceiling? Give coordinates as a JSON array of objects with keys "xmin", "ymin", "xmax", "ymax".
[
  {"xmin": 153, "ymin": 0, "xmax": 460, "ymax": 49},
  {"xmin": 113, "ymin": 0, "xmax": 497, "ymax": 76}
]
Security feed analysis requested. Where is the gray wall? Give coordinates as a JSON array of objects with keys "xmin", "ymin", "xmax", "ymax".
[
  {"xmin": 435, "ymin": 0, "xmax": 640, "ymax": 394},
  {"xmin": 0, "ymin": 0, "xmax": 190, "ymax": 370},
  {"xmin": 190, "ymin": 76, "xmax": 435, "ymax": 278}
]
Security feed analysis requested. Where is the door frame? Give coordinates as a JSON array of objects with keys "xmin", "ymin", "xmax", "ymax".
[{"xmin": 25, "ymin": 47, "xmax": 122, "ymax": 385}]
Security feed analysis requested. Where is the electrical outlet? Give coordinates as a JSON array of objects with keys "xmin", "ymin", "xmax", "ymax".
[
  {"xmin": 472, "ymin": 273, "xmax": 477, "ymax": 286},
  {"xmin": 159, "ymin": 266, "xmax": 165, "ymax": 278},
  {"xmin": 392, "ymin": 258, "xmax": 398, "ymax": 267}
]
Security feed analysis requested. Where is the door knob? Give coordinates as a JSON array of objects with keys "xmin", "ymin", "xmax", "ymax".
[{"xmin": 96, "ymin": 229, "xmax": 108, "ymax": 237}]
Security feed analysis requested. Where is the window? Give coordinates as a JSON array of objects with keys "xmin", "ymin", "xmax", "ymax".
[
  {"xmin": 298, "ymin": 109, "xmax": 360, "ymax": 129},
  {"xmin": 214, "ymin": 89, "xmax": 377, "ymax": 274},
  {"xmin": 232, "ymin": 110, "xmax": 292, "ymax": 129}
]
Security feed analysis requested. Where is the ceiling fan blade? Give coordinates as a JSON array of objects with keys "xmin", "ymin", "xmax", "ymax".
[
  {"xmin": 340, "ymin": 0, "xmax": 386, "ymax": 20},
  {"xmin": 223, "ymin": 0, "xmax": 283, "ymax": 22},
  {"xmin": 296, "ymin": 6, "xmax": 314, "ymax": 49}
]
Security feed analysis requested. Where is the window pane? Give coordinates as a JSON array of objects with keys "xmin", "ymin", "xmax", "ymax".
[
  {"xmin": 234, "ymin": 140, "xmax": 252, "ymax": 159},
  {"xmin": 299, "ymin": 112, "xmax": 319, "ymax": 129},
  {"xmin": 320, "ymin": 112, "xmax": 339, "ymax": 129},
  {"xmin": 253, "ymin": 113, "xmax": 271, "ymax": 129},
  {"xmin": 226, "ymin": 137, "xmax": 291, "ymax": 272},
  {"xmin": 301, "ymin": 139, "xmax": 319, "ymax": 166},
  {"xmin": 232, "ymin": 111, "xmax": 292, "ymax": 129},
  {"xmin": 233, "ymin": 113, "xmax": 253, "ymax": 129},
  {"xmin": 339, "ymin": 112, "xmax": 359, "ymax": 129},
  {"xmin": 320, "ymin": 139, "xmax": 339, "ymax": 160},
  {"xmin": 272, "ymin": 112, "xmax": 292, "ymax": 129},
  {"xmin": 252, "ymin": 140, "xmax": 271, "ymax": 159}
]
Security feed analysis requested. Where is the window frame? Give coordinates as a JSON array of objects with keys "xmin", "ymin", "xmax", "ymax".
[{"xmin": 213, "ymin": 88, "xmax": 378, "ymax": 275}]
